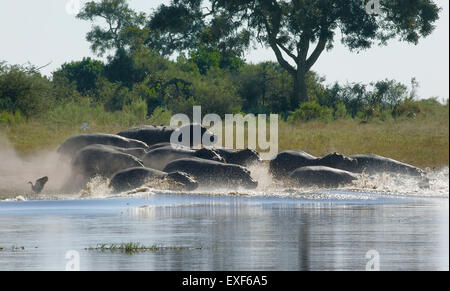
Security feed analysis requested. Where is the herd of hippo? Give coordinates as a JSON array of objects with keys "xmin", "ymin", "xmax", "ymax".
[{"xmin": 51, "ymin": 124, "xmax": 429, "ymax": 194}]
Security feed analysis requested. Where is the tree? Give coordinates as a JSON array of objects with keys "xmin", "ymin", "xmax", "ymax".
[
  {"xmin": 0, "ymin": 64, "xmax": 54, "ymax": 117},
  {"xmin": 53, "ymin": 57, "xmax": 105, "ymax": 95},
  {"xmin": 77, "ymin": 0, "xmax": 147, "ymax": 57},
  {"xmin": 150, "ymin": 0, "xmax": 441, "ymax": 109}
]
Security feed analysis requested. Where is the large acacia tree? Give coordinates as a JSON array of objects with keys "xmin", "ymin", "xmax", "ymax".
[{"xmin": 149, "ymin": 0, "xmax": 441, "ymax": 108}]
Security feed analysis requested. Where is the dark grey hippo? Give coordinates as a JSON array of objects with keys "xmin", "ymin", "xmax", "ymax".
[
  {"xmin": 147, "ymin": 142, "xmax": 178, "ymax": 151},
  {"xmin": 289, "ymin": 166, "xmax": 359, "ymax": 187},
  {"xmin": 58, "ymin": 133, "xmax": 148, "ymax": 158},
  {"xmin": 78, "ymin": 144, "xmax": 148, "ymax": 159},
  {"xmin": 270, "ymin": 151, "xmax": 357, "ymax": 178},
  {"xmin": 68, "ymin": 145, "xmax": 144, "ymax": 191},
  {"xmin": 109, "ymin": 167, "xmax": 198, "ymax": 193},
  {"xmin": 163, "ymin": 158, "xmax": 258, "ymax": 189},
  {"xmin": 270, "ymin": 150, "xmax": 317, "ymax": 178},
  {"xmin": 143, "ymin": 147, "xmax": 225, "ymax": 170},
  {"xmin": 117, "ymin": 124, "xmax": 216, "ymax": 147},
  {"xmin": 350, "ymin": 154, "xmax": 425, "ymax": 177},
  {"xmin": 213, "ymin": 148, "xmax": 261, "ymax": 166}
]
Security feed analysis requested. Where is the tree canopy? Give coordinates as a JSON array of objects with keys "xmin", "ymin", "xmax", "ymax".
[{"xmin": 149, "ymin": 0, "xmax": 441, "ymax": 107}]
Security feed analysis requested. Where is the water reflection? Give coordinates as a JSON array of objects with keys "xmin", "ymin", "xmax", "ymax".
[{"xmin": 0, "ymin": 194, "xmax": 448, "ymax": 271}]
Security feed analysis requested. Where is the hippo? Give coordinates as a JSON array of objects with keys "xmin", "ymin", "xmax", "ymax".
[
  {"xmin": 289, "ymin": 166, "xmax": 359, "ymax": 187},
  {"xmin": 350, "ymin": 154, "xmax": 430, "ymax": 188},
  {"xmin": 163, "ymin": 158, "xmax": 258, "ymax": 189},
  {"xmin": 68, "ymin": 145, "xmax": 144, "ymax": 191},
  {"xmin": 142, "ymin": 147, "xmax": 225, "ymax": 170},
  {"xmin": 58, "ymin": 133, "xmax": 148, "ymax": 158},
  {"xmin": 213, "ymin": 148, "xmax": 261, "ymax": 166},
  {"xmin": 349, "ymin": 154, "xmax": 425, "ymax": 177},
  {"xmin": 147, "ymin": 142, "xmax": 179, "ymax": 151},
  {"xmin": 117, "ymin": 124, "xmax": 216, "ymax": 147},
  {"xmin": 270, "ymin": 151, "xmax": 317, "ymax": 178},
  {"xmin": 109, "ymin": 167, "xmax": 198, "ymax": 193},
  {"xmin": 270, "ymin": 151, "xmax": 357, "ymax": 178},
  {"xmin": 76, "ymin": 144, "xmax": 148, "ymax": 159}
]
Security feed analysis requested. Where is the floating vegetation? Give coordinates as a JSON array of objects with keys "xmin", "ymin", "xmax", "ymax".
[
  {"xmin": 0, "ymin": 246, "xmax": 25, "ymax": 251},
  {"xmin": 85, "ymin": 242, "xmax": 202, "ymax": 255}
]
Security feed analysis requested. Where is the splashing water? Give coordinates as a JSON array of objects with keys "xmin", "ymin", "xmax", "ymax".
[{"xmin": 0, "ymin": 132, "xmax": 448, "ymax": 201}]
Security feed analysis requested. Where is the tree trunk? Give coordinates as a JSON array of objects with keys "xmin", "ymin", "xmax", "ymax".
[{"xmin": 292, "ymin": 69, "xmax": 308, "ymax": 109}]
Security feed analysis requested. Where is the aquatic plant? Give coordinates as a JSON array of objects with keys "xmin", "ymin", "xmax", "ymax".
[{"xmin": 85, "ymin": 242, "xmax": 202, "ymax": 255}]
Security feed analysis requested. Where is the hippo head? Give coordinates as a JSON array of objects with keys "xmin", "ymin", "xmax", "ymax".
[
  {"xmin": 177, "ymin": 124, "xmax": 217, "ymax": 147},
  {"xmin": 195, "ymin": 148, "xmax": 226, "ymax": 163},
  {"xmin": 167, "ymin": 171, "xmax": 198, "ymax": 191},
  {"xmin": 320, "ymin": 153, "xmax": 358, "ymax": 172},
  {"xmin": 240, "ymin": 149, "xmax": 262, "ymax": 165},
  {"xmin": 230, "ymin": 167, "xmax": 258, "ymax": 189}
]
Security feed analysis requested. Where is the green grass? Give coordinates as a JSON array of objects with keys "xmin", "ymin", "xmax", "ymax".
[
  {"xmin": 86, "ymin": 242, "xmax": 201, "ymax": 254},
  {"xmin": 278, "ymin": 116, "xmax": 449, "ymax": 169},
  {"xmin": 1, "ymin": 101, "xmax": 448, "ymax": 169}
]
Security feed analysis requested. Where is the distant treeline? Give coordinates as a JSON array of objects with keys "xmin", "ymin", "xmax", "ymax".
[{"xmin": 0, "ymin": 53, "xmax": 447, "ymax": 128}]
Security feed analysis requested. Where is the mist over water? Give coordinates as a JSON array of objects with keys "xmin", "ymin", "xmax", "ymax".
[{"xmin": 0, "ymin": 135, "xmax": 71, "ymax": 197}]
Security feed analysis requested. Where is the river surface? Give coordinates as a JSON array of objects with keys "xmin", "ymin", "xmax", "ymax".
[{"xmin": 0, "ymin": 190, "xmax": 448, "ymax": 271}]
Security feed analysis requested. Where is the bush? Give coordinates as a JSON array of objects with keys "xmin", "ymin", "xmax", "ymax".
[
  {"xmin": 288, "ymin": 102, "xmax": 333, "ymax": 123},
  {"xmin": 0, "ymin": 65, "xmax": 55, "ymax": 118},
  {"xmin": 147, "ymin": 106, "xmax": 172, "ymax": 125},
  {"xmin": 393, "ymin": 100, "xmax": 421, "ymax": 118},
  {"xmin": 0, "ymin": 111, "xmax": 25, "ymax": 126},
  {"xmin": 334, "ymin": 102, "xmax": 349, "ymax": 120}
]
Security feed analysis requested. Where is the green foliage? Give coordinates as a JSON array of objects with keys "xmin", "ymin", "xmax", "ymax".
[
  {"xmin": 147, "ymin": 106, "xmax": 173, "ymax": 125},
  {"xmin": 0, "ymin": 111, "xmax": 25, "ymax": 127},
  {"xmin": 237, "ymin": 62, "xmax": 292, "ymax": 114},
  {"xmin": 150, "ymin": 0, "xmax": 440, "ymax": 104},
  {"xmin": 334, "ymin": 102, "xmax": 349, "ymax": 120},
  {"xmin": 192, "ymin": 74, "xmax": 241, "ymax": 116},
  {"xmin": 0, "ymin": 64, "xmax": 54, "ymax": 118},
  {"xmin": 288, "ymin": 102, "xmax": 333, "ymax": 123},
  {"xmin": 77, "ymin": 0, "xmax": 147, "ymax": 57},
  {"xmin": 393, "ymin": 100, "xmax": 421, "ymax": 119},
  {"xmin": 103, "ymin": 49, "xmax": 148, "ymax": 88},
  {"xmin": 53, "ymin": 57, "xmax": 104, "ymax": 95},
  {"xmin": 190, "ymin": 46, "xmax": 221, "ymax": 75}
]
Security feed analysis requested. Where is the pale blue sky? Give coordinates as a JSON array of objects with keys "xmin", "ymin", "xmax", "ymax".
[{"xmin": 0, "ymin": 0, "xmax": 448, "ymax": 101}]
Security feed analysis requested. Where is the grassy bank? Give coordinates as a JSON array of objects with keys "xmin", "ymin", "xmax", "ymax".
[{"xmin": 1, "ymin": 102, "xmax": 448, "ymax": 169}]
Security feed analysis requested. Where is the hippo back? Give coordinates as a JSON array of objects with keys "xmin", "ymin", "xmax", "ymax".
[
  {"xmin": 163, "ymin": 158, "xmax": 257, "ymax": 189},
  {"xmin": 71, "ymin": 146, "xmax": 144, "ymax": 182},
  {"xmin": 270, "ymin": 150, "xmax": 317, "ymax": 178},
  {"xmin": 289, "ymin": 166, "xmax": 358, "ymax": 187},
  {"xmin": 109, "ymin": 167, "xmax": 167, "ymax": 193},
  {"xmin": 143, "ymin": 147, "xmax": 197, "ymax": 170},
  {"xmin": 317, "ymin": 153, "xmax": 358, "ymax": 172},
  {"xmin": 214, "ymin": 148, "xmax": 261, "ymax": 166},
  {"xmin": 58, "ymin": 133, "xmax": 148, "ymax": 158},
  {"xmin": 117, "ymin": 126, "xmax": 174, "ymax": 146},
  {"xmin": 117, "ymin": 124, "xmax": 215, "ymax": 147},
  {"xmin": 350, "ymin": 154, "xmax": 424, "ymax": 176}
]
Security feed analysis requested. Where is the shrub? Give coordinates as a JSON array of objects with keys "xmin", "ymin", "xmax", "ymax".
[
  {"xmin": 147, "ymin": 106, "xmax": 172, "ymax": 125},
  {"xmin": 334, "ymin": 102, "xmax": 349, "ymax": 120},
  {"xmin": 0, "ymin": 65, "xmax": 54, "ymax": 118},
  {"xmin": 0, "ymin": 111, "xmax": 25, "ymax": 126},
  {"xmin": 393, "ymin": 100, "xmax": 421, "ymax": 118},
  {"xmin": 288, "ymin": 102, "xmax": 333, "ymax": 123}
]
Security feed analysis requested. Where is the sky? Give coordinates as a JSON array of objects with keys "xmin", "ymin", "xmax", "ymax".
[{"xmin": 0, "ymin": 0, "xmax": 448, "ymax": 101}]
